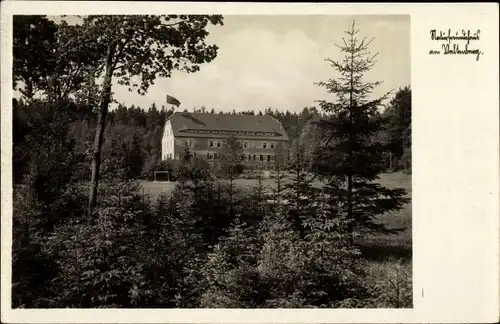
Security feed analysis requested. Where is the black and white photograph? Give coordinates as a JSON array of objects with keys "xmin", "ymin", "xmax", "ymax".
[
  {"xmin": 9, "ymin": 13, "xmax": 412, "ymax": 309},
  {"xmin": 2, "ymin": 2, "xmax": 499, "ymax": 324}
]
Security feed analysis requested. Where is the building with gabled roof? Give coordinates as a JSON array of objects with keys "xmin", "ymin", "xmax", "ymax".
[{"xmin": 162, "ymin": 112, "xmax": 289, "ymax": 170}]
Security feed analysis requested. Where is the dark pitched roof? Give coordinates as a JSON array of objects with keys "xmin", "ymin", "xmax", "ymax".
[{"xmin": 166, "ymin": 112, "xmax": 289, "ymax": 141}]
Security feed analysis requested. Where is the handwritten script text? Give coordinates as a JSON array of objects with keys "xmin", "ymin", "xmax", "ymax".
[{"xmin": 429, "ymin": 29, "xmax": 483, "ymax": 61}]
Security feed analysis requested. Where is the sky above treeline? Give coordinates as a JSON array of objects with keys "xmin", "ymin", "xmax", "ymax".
[{"xmin": 35, "ymin": 15, "xmax": 411, "ymax": 113}]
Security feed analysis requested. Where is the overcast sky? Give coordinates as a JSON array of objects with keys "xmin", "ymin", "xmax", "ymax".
[{"xmin": 42, "ymin": 15, "xmax": 411, "ymax": 113}]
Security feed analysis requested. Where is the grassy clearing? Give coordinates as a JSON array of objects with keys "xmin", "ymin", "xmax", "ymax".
[{"xmin": 356, "ymin": 172, "xmax": 412, "ymax": 262}]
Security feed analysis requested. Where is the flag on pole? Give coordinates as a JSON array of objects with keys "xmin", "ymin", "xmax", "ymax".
[{"xmin": 166, "ymin": 94, "xmax": 181, "ymax": 107}]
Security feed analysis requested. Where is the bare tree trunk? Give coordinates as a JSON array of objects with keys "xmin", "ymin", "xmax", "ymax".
[{"xmin": 87, "ymin": 43, "xmax": 116, "ymax": 219}]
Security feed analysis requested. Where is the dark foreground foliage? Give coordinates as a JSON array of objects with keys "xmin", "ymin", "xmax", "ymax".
[{"xmin": 13, "ymin": 162, "xmax": 411, "ymax": 308}]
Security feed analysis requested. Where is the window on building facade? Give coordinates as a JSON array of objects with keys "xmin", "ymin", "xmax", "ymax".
[
  {"xmin": 188, "ymin": 140, "xmax": 193, "ymax": 147},
  {"xmin": 209, "ymin": 140, "xmax": 214, "ymax": 147},
  {"xmin": 253, "ymin": 154, "xmax": 257, "ymax": 161},
  {"xmin": 270, "ymin": 143, "xmax": 274, "ymax": 149},
  {"xmin": 217, "ymin": 141, "xmax": 221, "ymax": 147},
  {"xmin": 263, "ymin": 143, "xmax": 267, "ymax": 149},
  {"xmin": 244, "ymin": 142, "xmax": 248, "ymax": 148},
  {"xmin": 260, "ymin": 155, "xmax": 264, "ymax": 161},
  {"xmin": 267, "ymin": 155, "xmax": 271, "ymax": 162}
]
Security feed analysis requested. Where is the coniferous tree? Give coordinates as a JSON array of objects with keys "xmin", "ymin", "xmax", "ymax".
[
  {"xmin": 200, "ymin": 216, "xmax": 264, "ymax": 308},
  {"xmin": 270, "ymin": 143, "xmax": 288, "ymax": 217},
  {"xmin": 386, "ymin": 86, "xmax": 412, "ymax": 172},
  {"xmin": 283, "ymin": 138, "xmax": 317, "ymax": 238},
  {"xmin": 218, "ymin": 136, "xmax": 244, "ymax": 216},
  {"xmin": 313, "ymin": 21, "xmax": 409, "ymax": 236}
]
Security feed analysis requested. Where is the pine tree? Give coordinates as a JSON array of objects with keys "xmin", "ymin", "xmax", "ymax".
[
  {"xmin": 283, "ymin": 138, "xmax": 317, "ymax": 238},
  {"xmin": 270, "ymin": 143, "xmax": 288, "ymax": 217},
  {"xmin": 313, "ymin": 21, "xmax": 409, "ymax": 236},
  {"xmin": 200, "ymin": 216, "xmax": 264, "ymax": 308},
  {"xmin": 218, "ymin": 136, "xmax": 244, "ymax": 216},
  {"xmin": 386, "ymin": 86, "xmax": 412, "ymax": 171}
]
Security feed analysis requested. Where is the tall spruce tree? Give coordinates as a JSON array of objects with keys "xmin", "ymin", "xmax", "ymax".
[
  {"xmin": 283, "ymin": 138, "xmax": 317, "ymax": 238},
  {"xmin": 313, "ymin": 21, "xmax": 409, "ymax": 236},
  {"xmin": 270, "ymin": 144, "xmax": 288, "ymax": 217},
  {"xmin": 218, "ymin": 136, "xmax": 244, "ymax": 216}
]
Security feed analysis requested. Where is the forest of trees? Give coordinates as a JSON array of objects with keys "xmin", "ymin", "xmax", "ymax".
[{"xmin": 12, "ymin": 16, "xmax": 412, "ymax": 308}]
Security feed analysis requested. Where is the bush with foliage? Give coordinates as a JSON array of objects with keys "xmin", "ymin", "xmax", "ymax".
[{"xmin": 42, "ymin": 180, "xmax": 153, "ymax": 307}]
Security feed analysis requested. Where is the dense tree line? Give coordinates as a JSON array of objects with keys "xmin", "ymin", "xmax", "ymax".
[
  {"xmin": 13, "ymin": 98, "xmax": 329, "ymax": 184},
  {"xmin": 12, "ymin": 16, "xmax": 411, "ymax": 309},
  {"xmin": 14, "ymin": 94, "xmax": 410, "ymax": 187}
]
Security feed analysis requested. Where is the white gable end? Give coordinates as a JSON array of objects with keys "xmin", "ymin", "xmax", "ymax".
[{"xmin": 162, "ymin": 120, "xmax": 175, "ymax": 160}]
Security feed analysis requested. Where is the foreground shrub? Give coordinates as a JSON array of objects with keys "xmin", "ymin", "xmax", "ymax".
[
  {"xmin": 366, "ymin": 259, "xmax": 412, "ymax": 308},
  {"xmin": 335, "ymin": 258, "xmax": 412, "ymax": 308},
  {"xmin": 201, "ymin": 209, "xmax": 372, "ymax": 308},
  {"xmin": 44, "ymin": 180, "xmax": 154, "ymax": 307},
  {"xmin": 11, "ymin": 231, "xmax": 59, "ymax": 308}
]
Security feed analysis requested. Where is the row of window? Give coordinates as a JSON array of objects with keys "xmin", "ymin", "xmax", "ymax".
[
  {"xmin": 194, "ymin": 129, "xmax": 274, "ymax": 136},
  {"xmin": 163, "ymin": 152, "xmax": 277, "ymax": 162},
  {"xmin": 207, "ymin": 153, "xmax": 276, "ymax": 162},
  {"xmin": 208, "ymin": 140, "xmax": 275, "ymax": 149},
  {"xmin": 180, "ymin": 139, "xmax": 277, "ymax": 150},
  {"xmin": 168, "ymin": 127, "xmax": 275, "ymax": 138}
]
